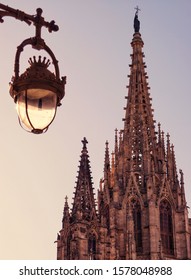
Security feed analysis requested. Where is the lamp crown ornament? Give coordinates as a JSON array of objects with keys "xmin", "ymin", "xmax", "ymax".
[
  {"xmin": 15, "ymin": 55, "xmax": 59, "ymax": 85},
  {"xmin": 28, "ymin": 56, "xmax": 51, "ymax": 68}
]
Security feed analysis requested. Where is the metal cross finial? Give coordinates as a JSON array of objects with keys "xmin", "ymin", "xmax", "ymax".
[
  {"xmin": 135, "ymin": 5, "xmax": 141, "ymax": 15},
  {"xmin": 82, "ymin": 137, "xmax": 88, "ymax": 148}
]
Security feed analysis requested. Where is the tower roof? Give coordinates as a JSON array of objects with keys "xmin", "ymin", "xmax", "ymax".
[
  {"xmin": 121, "ymin": 11, "xmax": 157, "ymax": 179},
  {"xmin": 71, "ymin": 137, "xmax": 97, "ymax": 222},
  {"xmin": 109, "ymin": 11, "xmax": 182, "ymax": 197}
]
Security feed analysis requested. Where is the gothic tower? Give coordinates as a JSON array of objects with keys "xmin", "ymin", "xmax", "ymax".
[
  {"xmin": 56, "ymin": 11, "xmax": 191, "ymax": 260},
  {"xmin": 57, "ymin": 137, "xmax": 98, "ymax": 260}
]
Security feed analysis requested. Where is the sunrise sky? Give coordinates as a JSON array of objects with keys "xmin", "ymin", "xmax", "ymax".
[{"xmin": 0, "ymin": 0, "xmax": 191, "ymax": 259}]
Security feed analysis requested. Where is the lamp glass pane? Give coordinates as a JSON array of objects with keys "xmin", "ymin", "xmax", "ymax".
[{"xmin": 16, "ymin": 89, "xmax": 57, "ymax": 131}]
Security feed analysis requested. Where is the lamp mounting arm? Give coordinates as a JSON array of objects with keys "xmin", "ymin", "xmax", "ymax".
[{"xmin": 0, "ymin": 3, "xmax": 59, "ymax": 33}]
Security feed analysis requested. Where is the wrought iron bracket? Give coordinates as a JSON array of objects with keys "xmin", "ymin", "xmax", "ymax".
[{"xmin": 0, "ymin": 3, "xmax": 59, "ymax": 34}]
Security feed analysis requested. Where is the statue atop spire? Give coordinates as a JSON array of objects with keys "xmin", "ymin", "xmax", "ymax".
[{"xmin": 134, "ymin": 5, "xmax": 140, "ymax": 33}]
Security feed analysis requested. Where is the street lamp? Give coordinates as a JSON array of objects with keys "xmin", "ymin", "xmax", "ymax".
[{"xmin": 0, "ymin": 3, "xmax": 66, "ymax": 134}]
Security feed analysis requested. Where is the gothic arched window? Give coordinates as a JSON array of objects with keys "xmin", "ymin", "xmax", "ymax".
[
  {"xmin": 131, "ymin": 199, "xmax": 142, "ymax": 253},
  {"xmin": 66, "ymin": 233, "xmax": 72, "ymax": 260},
  {"xmin": 105, "ymin": 205, "xmax": 110, "ymax": 234},
  {"xmin": 88, "ymin": 233, "xmax": 96, "ymax": 260},
  {"xmin": 160, "ymin": 200, "xmax": 174, "ymax": 255}
]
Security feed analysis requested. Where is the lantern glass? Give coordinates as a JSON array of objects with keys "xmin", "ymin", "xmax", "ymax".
[{"xmin": 16, "ymin": 88, "xmax": 57, "ymax": 133}]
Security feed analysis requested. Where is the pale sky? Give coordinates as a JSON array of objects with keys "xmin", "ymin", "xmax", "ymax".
[{"xmin": 0, "ymin": 0, "xmax": 190, "ymax": 259}]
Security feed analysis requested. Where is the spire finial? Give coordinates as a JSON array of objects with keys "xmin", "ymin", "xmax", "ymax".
[
  {"xmin": 179, "ymin": 169, "xmax": 184, "ymax": 185},
  {"xmin": 65, "ymin": 195, "xmax": 68, "ymax": 204},
  {"xmin": 115, "ymin": 128, "xmax": 118, "ymax": 152},
  {"xmin": 82, "ymin": 137, "xmax": 88, "ymax": 149},
  {"xmin": 106, "ymin": 140, "xmax": 109, "ymax": 148},
  {"xmin": 179, "ymin": 169, "xmax": 186, "ymax": 206},
  {"xmin": 166, "ymin": 133, "xmax": 171, "ymax": 153},
  {"xmin": 134, "ymin": 6, "xmax": 141, "ymax": 33},
  {"xmin": 158, "ymin": 122, "xmax": 161, "ymax": 143},
  {"xmin": 135, "ymin": 5, "xmax": 141, "ymax": 16},
  {"xmin": 167, "ymin": 132, "xmax": 170, "ymax": 142},
  {"xmin": 104, "ymin": 140, "xmax": 110, "ymax": 173}
]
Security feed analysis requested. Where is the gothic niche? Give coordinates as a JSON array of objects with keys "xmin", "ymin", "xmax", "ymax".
[
  {"xmin": 88, "ymin": 233, "xmax": 97, "ymax": 259},
  {"xmin": 66, "ymin": 232, "xmax": 72, "ymax": 260},
  {"xmin": 105, "ymin": 205, "xmax": 110, "ymax": 234},
  {"xmin": 130, "ymin": 199, "xmax": 142, "ymax": 253},
  {"xmin": 159, "ymin": 200, "xmax": 174, "ymax": 255}
]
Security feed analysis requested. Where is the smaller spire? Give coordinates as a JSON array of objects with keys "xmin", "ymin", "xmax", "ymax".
[
  {"xmin": 104, "ymin": 140, "xmax": 111, "ymax": 181},
  {"xmin": 119, "ymin": 130, "xmax": 123, "ymax": 153},
  {"xmin": 62, "ymin": 195, "xmax": 70, "ymax": 228},
  {"xmin": 179, "ymin": 169, "xmax": 186, "ymax": 206},
  {"xmin": 158, "ymin": 123, "xmax": 161, "ymax": 143},
  {"xmin": 166, "ymin": 133, "xmax": 172, "ymax": 180},
  {"xmin": 99, "ymin": 178, "xmax": 104, "ymax": 192},
  {"xmin": 115, "ymin": 129, "xmax": 118, "ymax": 153},
  {"xmin": 180, "ymin": 169, "xmax": 184, "ymax": 186},
  {"xmin": 71, "ymin": 138, "xmax": 97, "ymax": 222},
  {"xmin": 171, "ymin": 144, "xmax": 178, "ymax": 181},
  {"xmin": 157, "ymin": 124, "xmax": 166, "ymax": 163},
  {"xmin": 161, "ymin": 130, "xmax": 165, "ymax": 149},
  {"xmin": 111, "ymin": 151, "xmax": 115, "ymax": 187},
  {"xmin": 167, "ymin": 132, "xmax": 170, "ymax": 142},
  {"xmin": 166, "ymin": 133, "xmax": 171, "ymax": 153},
  {"xmin": 111, "ymin": 151, "xmax": 115, "ymax": 171},
  {"xmin": 114, "ymin": 129, "xmax": 118, "ymax": 164}
]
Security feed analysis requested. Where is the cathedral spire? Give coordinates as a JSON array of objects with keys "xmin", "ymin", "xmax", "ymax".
[
  {"xmin": 71, "ymin": 137, "xmax": 97, "ymax": 222},
  {"xmin": 122, "ymin": 12, "xmax": 157, "ymax": 183}
]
